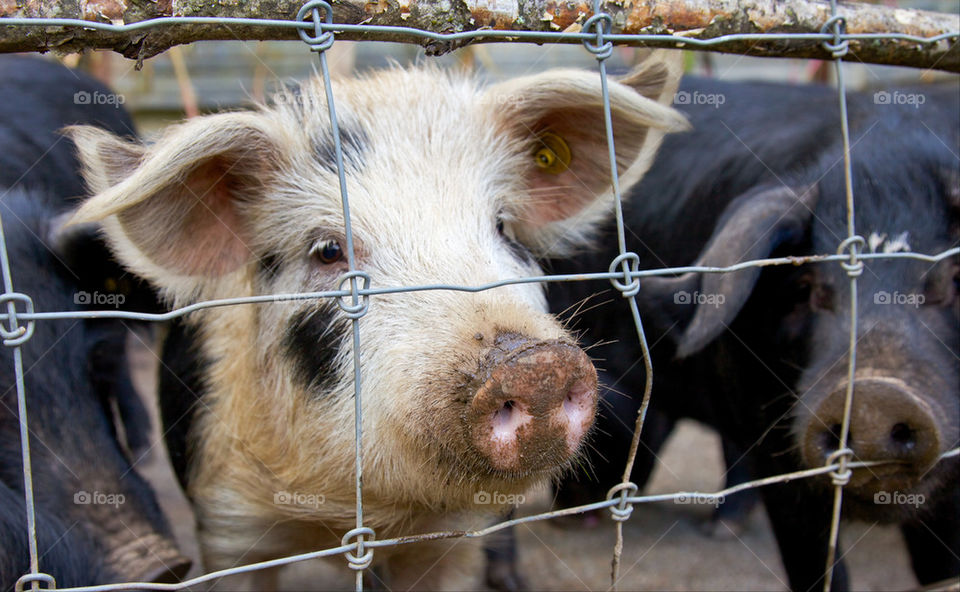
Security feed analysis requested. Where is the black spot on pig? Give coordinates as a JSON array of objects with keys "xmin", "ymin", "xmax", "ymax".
[
  {"xmin": 283, "ymin": 305, "xmax": 351, "ymax": 399},
  {"xmin": 313, "ymin": 122, "xmax": 368, "ymax": 174}
]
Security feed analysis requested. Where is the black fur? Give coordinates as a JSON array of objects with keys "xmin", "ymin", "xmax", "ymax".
[
  {"xmin": 283, "ymin": 305, "xmax": 350, "ymax": 399},
  {"xmin": 0, "ymin": 56, "xmax": 185, "ymax": 589},
  {"xmin": 313, "ymin": 121, "xmax": 368, "ymax": 174},
  {"xmin": 547, "ymin": 77, "xmax": 959, "ymax": 591}
]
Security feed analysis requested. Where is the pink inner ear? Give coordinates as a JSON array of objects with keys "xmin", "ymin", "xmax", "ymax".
[
  {"xmin": 524, "ymin": 171, "xmax": 600, "ymax": 226},
  {"xmin": 118, "ymin": 157, "xmax": 255, "ymax": 277},
  {"xmin": 517, "ymin": 109, "xmax": 616, "ymax": 227}
]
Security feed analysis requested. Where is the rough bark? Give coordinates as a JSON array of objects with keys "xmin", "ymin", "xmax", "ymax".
[{"xmin": 0, "ymin": 0, "xmax": 957, "ymax": 72}]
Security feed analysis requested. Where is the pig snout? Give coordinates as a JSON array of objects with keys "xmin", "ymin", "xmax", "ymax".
[
  {"xmin": 801, "ymin": 377, "xmax": 943, "ymax": 491},
  {"xmin": 466, "ymin": 333, "xmax": 598, "ymax": 474}
]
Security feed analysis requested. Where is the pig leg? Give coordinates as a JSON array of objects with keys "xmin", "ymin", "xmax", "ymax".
[
  {"xmin": 757, "ymin": 466, "xmax": 850, "ymax": 591},
  {"xmin": 901, "ymin": 484, "xmax": 960, "ymax": 585},
  {"xmin": 702, "ymin": 437, "xmax": 760, "ymax": 538},
  {"xmin": 484, "ymin": 512, "xmax": 526, "ymax": 592}
]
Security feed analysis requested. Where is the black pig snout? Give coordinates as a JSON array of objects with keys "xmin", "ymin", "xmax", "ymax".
[{"xmin": 801, "ymin": 376, "xmax": 945, "ymax": 493}]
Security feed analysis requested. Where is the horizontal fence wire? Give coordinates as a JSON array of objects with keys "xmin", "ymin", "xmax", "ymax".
[
  {"xmin": 2, "ymin": 249, "xmax": 958, "ymax": 325},
  {"xmin": 1, "ymin": 2, "xmax": 959, "ymax": 591},
  {"xmin": 1, "ymin": 15, "xmax": 957, "ymax": 46},
  {"xmin": 24, "ymin": 447, "xmax": 960, "ymax": 592}
]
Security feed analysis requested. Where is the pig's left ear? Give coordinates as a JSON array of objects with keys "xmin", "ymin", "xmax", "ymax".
[{"xmin": 486, "ymin": 50, "xmax": 688, "ymax": 255}]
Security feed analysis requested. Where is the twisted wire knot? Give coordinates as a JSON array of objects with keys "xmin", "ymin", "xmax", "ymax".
[
  {"xmin": 297, "ymin": 0, "xmax": 335, "ymax": 52},
  {"xmin": 608, "ymin": 252, "xmax": 640, "ymax": 298},
  {"xmin": 826, "ymin": 447, "xmax": 854, "ymax": 486},
  {"xmin": 337, "ymin": 271, "xmax": 371, "ymax": 319},
  {"xmin": 606, "ymin": 482, "xmax": 639, "ymax": 522},
  {"xmin": 1, "ymin": 292, "xmax": 35, "ymax": 347},
  {"xmin": 820, "ymin": 14, "xmax": 849, "ymax": 58},
  {"xmin": 582, "ymin": 13, "xmax": 614, "ymax": 60},
  {"xmin": 342, "ymin": 526, "xmax": 375, "ymax": 570},
  {"xmin": 837, "ymin": 235, "xmax": 865, "ymax": 278},
  {"xmin": 15, "ymin": 573, "xmax": 55, "ymax": 592}
]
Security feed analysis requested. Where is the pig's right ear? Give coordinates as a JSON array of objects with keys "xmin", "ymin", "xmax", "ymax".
[
  {"xmin": 68, "ymin": 113, "xmax": 283, "ymax": 299},
  {"xmin": 488, "ymin": 50, "xmax": 688, "ymax": 255},
  {"xmin": 647, "ymin": 184, "xmax": 819, "ymax": 358}
]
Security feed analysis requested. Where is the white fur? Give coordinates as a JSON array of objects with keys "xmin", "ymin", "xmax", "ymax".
[{"xmin": 69, "ymin": 53, "xmax": 687, "ymax": 586}]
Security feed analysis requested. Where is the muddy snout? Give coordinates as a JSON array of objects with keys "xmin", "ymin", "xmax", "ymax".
[
  {"xmin": 466, "ymin": 334, "xmax": 598, "ymax": 474},
  {"xmin": 801, "ymin": 378, "xmax": 943, "ymax": 492}
]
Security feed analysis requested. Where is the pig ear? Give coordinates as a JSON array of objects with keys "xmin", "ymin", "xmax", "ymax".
[
  {"xmin": 649, "ymin": 184, "xmax": 819, "ymax": 358},
  {"xmin": 68, "ymin": 113, "xmax": 283, "ymax": 295},
  {"xmin": 488, "ymin": 50, "xmax": 688, "ymax": 255}
]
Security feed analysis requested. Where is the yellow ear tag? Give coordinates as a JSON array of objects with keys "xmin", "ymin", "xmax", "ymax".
[{"xmin": 533, "ymin": 132, "xmax": 571, "ymax": 174}]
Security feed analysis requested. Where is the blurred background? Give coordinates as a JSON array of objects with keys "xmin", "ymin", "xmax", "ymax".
[{"xmin": 50, "ymin": 0, "xmax": 958, "ymax": 135}]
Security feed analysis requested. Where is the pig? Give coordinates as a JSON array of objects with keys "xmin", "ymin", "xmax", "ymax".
[
  {"xmin": 0, "ymin": 55, "xmax": 189, "ymax": 588},
  {"xmin": 545, "ymin": 77, "xmax": 959, "ymax": 591},
  {"xmin": 67, "ymin": 53, "xmax": 689, "ymax": 587}
]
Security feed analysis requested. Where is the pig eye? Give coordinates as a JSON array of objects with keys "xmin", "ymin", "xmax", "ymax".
[
  {"xmin": 310, "ymin": 239, "xmax": 343, "ymax": 264},
  {"xmin": 533, "ymin": 132, "xmax": 571, "ymax": 175}
]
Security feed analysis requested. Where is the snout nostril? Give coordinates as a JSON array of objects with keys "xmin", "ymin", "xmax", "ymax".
[
  {"xmin": 493, "ymin": 401, "xmax": 514, "ymax": 423},
  {"xmin": 890, "ymin": 422, "xmax": 916, "ymax": 451}
]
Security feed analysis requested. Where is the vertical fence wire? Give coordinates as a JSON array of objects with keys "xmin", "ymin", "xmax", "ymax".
[
  {"xmin": 578, "ymin": 4, "xmax": 661, "ymax": 589},
  {"xmin": 0, "ymin": 210, "xmax": 41, "ymax": 592},
  {"xmin": 298, "ymin": 1, "xmax": 375, "ymax": 587},
  {"xmin": 821, "ymin": 3, "xmax": 862, "ymax": 589}
]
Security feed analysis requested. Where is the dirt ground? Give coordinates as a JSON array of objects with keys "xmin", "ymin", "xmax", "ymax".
[{"xmin": 130, "ymin": 337, "xmax": 919, "ymax": 592}]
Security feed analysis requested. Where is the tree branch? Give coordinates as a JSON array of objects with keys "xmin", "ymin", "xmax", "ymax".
[{"xmin": 0, "ymin": 0, "xmax": 957, "ymax": 72}]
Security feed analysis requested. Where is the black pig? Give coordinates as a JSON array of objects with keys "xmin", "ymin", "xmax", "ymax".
[
  {"xmin": 547, "ymin": 77, "xmax": 959, "ymax": 591},
  {"xmin": 0, "ymin": 56, "xmax": 188, "ymax": 589}
]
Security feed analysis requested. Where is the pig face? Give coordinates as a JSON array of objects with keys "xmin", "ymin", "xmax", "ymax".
[
  {"xmin": 69, "ymin": 54, "xmax": 687, "ymax": 564},
  {"xmin": 651, "ymin": 123, "xmax": 958, "ymax": 522},
  {"xmin": 790, "ymin": 153, "xmax": 959, "ymax": 518}
]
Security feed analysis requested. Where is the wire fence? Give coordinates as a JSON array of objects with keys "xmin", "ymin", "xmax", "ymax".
[{"xmin": 1, "ymin": 0, "xmax": 959, "ymax": 590}]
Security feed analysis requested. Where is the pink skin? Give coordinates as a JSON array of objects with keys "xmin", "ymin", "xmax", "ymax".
[{"xmin": 467, "ymin": 337, "xmax": 598, "ymax": 474}]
